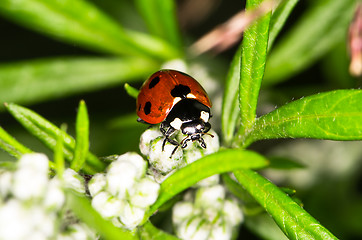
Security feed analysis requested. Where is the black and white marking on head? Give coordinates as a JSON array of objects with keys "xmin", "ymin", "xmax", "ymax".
[
  {"xmin": 148, "ymin": 76, "xmax": 160, "ymax": 89},
  {"xmin": 171, "ymin": 84, "xmax": 191, "ymax": 99},
  {"xmin": 170, "ymin": 117, "xmax": 183, "ymax": 130},
  {"xmin": 144, "ymin": 101, "xmax": 151, "ymax": 115}
]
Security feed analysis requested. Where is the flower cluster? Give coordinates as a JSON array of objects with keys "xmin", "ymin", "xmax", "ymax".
[
  {"xmin": 139, "ymin": 125, "xmax": 220, "ymax": 182},
  {"xmin": 173, "ymin": 184, "xmax": 243, "ymax": 240},
  {"xmin": 0, "ymin": 153, "xmax": 95, "ymax": 240},
  {"xmin": 88, "ymin": 152, "xmax": 160, "ymax": 230}
]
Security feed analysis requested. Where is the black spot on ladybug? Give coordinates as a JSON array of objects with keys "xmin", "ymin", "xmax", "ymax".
[
  {"xmin": 149, "ymin": 76, "xmax": 160, "ymax": 89},
  {"xmin": 144, "ymin": 101, "xmax": 151, "ymax": 115},
  {"xmin": 138, "ymin": 104, "xmax": 141, "ymax": 111},
  {"xmin": 171, "ymin": 85, "xmax": 191, "ymax": 98}
]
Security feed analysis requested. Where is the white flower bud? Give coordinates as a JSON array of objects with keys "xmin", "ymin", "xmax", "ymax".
[
  {"xmin": 92, "ymin": 192, "xmax": 125, "ymax": 219},
  {"xmin": 88, "ymin": 173, "xmax": 107, "ymax": 197},
  {"xmin": 148, "ymin": 137, "xmax": 183, "ymax": 174},
  {"xmin": 195, "ymin": 185, "xmax": 225, "ymax": 209},
  {"xmin": 139, "ymin": 127, "xmax": 163, "ymax": 156},
  {"xmin": 0, "ymin": 171, "xmax": 12, "ymax": 197},
  {"xmin": 177, "ymin": 217, "xmax": 209, "ymax": 240},
  {"xmin": 106, "ymin": 161, "xmax": 137, "ymax": 199},
  {"xmin": 183, "ymin": 146, "xmax": 203, "ymax": 164},
  {"xmin": 63, "ymin": 169, "xmax": 85, "ymax": 194},
  {"xmin": 201, "ymin": 129, "xmax": 220, "ymax": 155},
  {"xmin": 17, "ymin": 153, "xmax": 49, "ymax": 173},
  {"xmin": 223, "ymin": 199, "xmax": 243, "ymax": 226},
  {"xmin": 116, "ymin": 152, "xmax": 147, "ymax": 179},
  {"xmin": 130, "ymin": 177, "xmax": 160, "ymax": 208},
  {"xmin": 119, "ymin": 202, "xmax": 146, "ymax": 230},
  {"xmin": 172, "ymin": 202, "xmax": 195, "ymax": 225},
  {"xmin": 59, "ymin": 223, "xmax": 96, "ymax": 240},
  {"xmin": 209, "ymin": 222, "xmax": 232, "ymax": 240},
  {"xmin": 43, "ymin": 177, "xmax": 65, "ymax": 210},
  {"xmin": 13, "ymin": 154, "xmax": 49, "ymax": 200},
  {"xmin": 195, "ymin": 174, "xmax": 219, "ymax": 188},
  {"xmin": 0, "ymin": 200, "xmax": 55, "ymax": 240}
]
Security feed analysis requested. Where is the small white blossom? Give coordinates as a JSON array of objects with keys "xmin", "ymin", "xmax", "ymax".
[
  {"xmin": 130, "ymin": 177, "xmax": 160, "ymax": 208},
  {"xmin": 195, "ymin": 174, "xmax": 220, "ymax": 187},
  {"xmin": 0, "ymin": 171, "xmax": 12, "ymax": 197},
  {"xmin": 117, "ymin": 152, "xmax": 148, "ymax": 179},
  {"xmin": 13, "ymin": 153, "xmax": 49, "ymax": 200},
  {"xmin": 89, "ymin": 152, "xmax": 160, "ymax": 230},
  {"xmin": 106, "ymin": 160, "xmax": 137, "ymax": 199},
  {"xmin": 0, "ymin": 199, "xmax": 55, "ymax": 240},
  {"xmin": 139, "ymin": 128, "xmax": 163, "ymax": 156},
  {"xmin": 195, "ymin": 185, "xmax": 225, "ymax": 209},
  {"xmin": 172, "ymin": 202, "xmax": 195, "ymax": 225},
  {"xmin": 43, "ymin": 177, "xmax": 65, "ymax": 210},
  {"xmin": 148, "ymin": 137, "xmax": 183, "ymax": 174},
  {"xmin": 88, "ymin": 173, "xmax": 107, "ymax": 197},
  {"xmin": 209, "ymin": 222, "xmax": 232, "ymax": 240},
  {"xmin": 173, "ymin": 185, "xmax": 243, "ymax": 240},
  {"xmin": 119, "ymin": 203, "xmax": 146, "ymax": 230},
  {"xmin": 63, "ymin": 168, "xmax": 85, "ymax": 194},
  {"xmin": 58, "ymin": 223, "xmax": 97, "ymax": 240},
  {"xmin": 223, "ymin": 199, "xmax": 244, "ymax": 226},
  {"xmin": 92, "ymin": 192, "xmax": 125, "ymax": 219},
  {"xmin": 177, "ymin": 217, "xmax": 209, "ymax": 240}
]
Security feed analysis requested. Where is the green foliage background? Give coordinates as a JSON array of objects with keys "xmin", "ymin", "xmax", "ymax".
[{"xmin": 0, "ymin": 0, "xmax": 361, "ymax": 239}]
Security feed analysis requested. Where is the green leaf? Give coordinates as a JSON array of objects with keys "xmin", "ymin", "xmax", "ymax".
[
  {"xmin": 0, "ymin": 0, "xmax": 178, "ymax": 59},
  {"xmin": 5, "ymin": 103, "xmax": 106, "ymax": 174},
  {"xmin": 124, "ymin": 83, "xmax": 140, "ymax": 99},
  {"xmin": 135, "ymin": 0, "xmax": 182, "ymax": 49},
  {"xmin": 0, "ymin": 57, "xmax": 157, "ymax": 108},
  {"xmin": 54, "ymin": 124, "xmax": 67, "ymax": 176},
  {"xmin": 264, "ymin": 0, "xmax": 356, "ymax": 85},
  {"xmin": 234, "ymin": 169, "xmax": 338, "ymax": 240},
  {"xmin": 245, "ymin": 90, "xmax": 362, "ymax": 145},
  {"xmin": 71, "ymin": 101, "xmax": 89, "ymax": 172},
  {"xmin": 0, "ymin": 125, "xmax": 33, "ymax": 159},
  {"xmin": 221, "ymin": 44, "xmax": 242, "ymax": 146},
  {"xmin": 145, "ymin": 149, "xmax": 268, "ymax": 219},
  {"xmin": 268, "ymin": 0, "xmax": 299, "ymax": 52},
  {"xmin": 66, "ymin": 190, "xmax": 138, "ymax": 240},
  {"xmin": 238, "ymin": 0, "xmax": 271, "ymax": 141},
  {"xmin": 138, "ymin": 221, "xmax": 180, "ymax": 240},
  {"xmin": 268, "ymin": 156, "xmax": 305, "ymax": 169}
]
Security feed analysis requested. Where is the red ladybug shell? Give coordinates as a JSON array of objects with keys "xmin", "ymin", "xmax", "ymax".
[{"xmin": 137, "ymin": 69, "xmax": 212, "ymax": 125}]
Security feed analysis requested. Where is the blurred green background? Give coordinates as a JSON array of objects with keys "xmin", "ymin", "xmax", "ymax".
[{"xmin": 0, "ymin": 0, "xmax": 361, "ymax": 239}]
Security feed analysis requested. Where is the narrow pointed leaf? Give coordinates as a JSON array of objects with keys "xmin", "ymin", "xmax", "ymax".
[
  {"xmin": 268, "ymin": 0, "xmax": 299, "ymax": 51},
  {"xmin": 0, "ymin": 126, "xmax": 32, "ymax": 159},
  {"xmin": 264, "ymin": 0, "xmax": 356, "ymax": 85},
  {"xmin": 54, "ymin": 124, "xmax": 66, "ymax": 176},
  {"xmin": 135, "ymin": 0, "xmax": 182, "ymax": 49},
  {"xmin": 66, "ymin": 190, "xmax": 138, "ymax": 240},
  {"xmin": 238, "ymin": 0, "xmax": 271, "ymax": 140},
  {"xmin": 0, "ymin": 57, "xmax": 157, "ymax": 108},
  {"xmin": 124, "ymin": 83, "xmax": 140, "ymax": 99},
  {"xmin": 71, "ymin": 101, "xmax": 89, "ymax": 172},
  {"xmin": 5, "ymin": 103, "xmax": 106, "ymax": 173},
  {"xmin": 146, "ymin": 149, "xmax": 268, "ymax": 219},
  {"xmin": 246, "ymin": 90, "xmax": 362, "ymax": 145},
  {"xmin": 0, "ymin": 0, "xmax": 177, "ymax": 59},
  {"xmin": 222, "ymin": 45, "xmax": 242, "ymax": 146},
  {"xmin": 234, "ymin": 169, "xmax": 338, "ymax": 240}
]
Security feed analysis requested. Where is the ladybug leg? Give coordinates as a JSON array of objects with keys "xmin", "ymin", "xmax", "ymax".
[
  {"xmin": 160, "ymin": 122, "xmax": 179, "ymax": 152},
  {"xmin": 181, "ymin": 137, "xmax": 192, "ymax": 148},
  {"xmin": 198, "ymin": 137, "xmax": 207, "ymax": 148}
]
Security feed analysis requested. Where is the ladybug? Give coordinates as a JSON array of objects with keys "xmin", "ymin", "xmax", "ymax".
[{"xmin": 137, "ymin": 69, "xmax": 213, "ymax": 156}]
